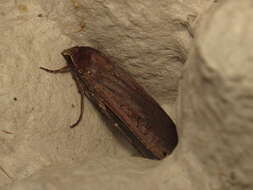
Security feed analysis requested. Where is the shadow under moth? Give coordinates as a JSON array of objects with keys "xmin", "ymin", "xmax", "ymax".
[{"xmin": 40, "ymin": 46, "xmax": 178, "ymax": 160}]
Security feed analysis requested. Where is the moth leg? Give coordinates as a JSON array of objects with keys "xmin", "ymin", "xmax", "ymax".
[
  {"xmin": 40, "ymin": 65, "xmax": 84, "ymax": 128},
  {"xmin": 69, "ymin": 75, "xmax": 85, "ymax": 128},
  {"xmin": 40, "ymin": 66, "xmax": 71, "ymax": 73},
  {"xmin": 69, "ymin": 92, "xmax": 84, "ymax": 128}
]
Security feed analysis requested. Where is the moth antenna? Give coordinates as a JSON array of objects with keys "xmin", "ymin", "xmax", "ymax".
[
  {"xmin": 40, "ymin": 66, "xmax": 71, "ymax": 73},
  {"xmin": 69, "ymin": 74, "xmax": 85, "ymax": 128}
]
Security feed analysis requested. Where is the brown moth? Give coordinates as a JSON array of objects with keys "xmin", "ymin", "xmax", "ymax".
[{"xmin": 40, "ymin": 46, "xmax": 178, "ymax": 160}]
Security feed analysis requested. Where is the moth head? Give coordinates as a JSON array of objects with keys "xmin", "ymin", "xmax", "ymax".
[{"xmin": 61, "ymin": 46, "xmax": 108, "ymax": 74}]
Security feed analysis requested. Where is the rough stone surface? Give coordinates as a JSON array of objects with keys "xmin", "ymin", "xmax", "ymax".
[
  {"xmin": 178, "ymin": 0, "xmax": 253, "ymax": 189},
  {"xmin": 3, "ymin": 0, "xmax": 252, "ymax": 190}
]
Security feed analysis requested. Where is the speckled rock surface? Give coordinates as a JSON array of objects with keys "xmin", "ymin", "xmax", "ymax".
[{"xmin": 3, "ymin": 0, "xmax": 252, "ymax": 190}]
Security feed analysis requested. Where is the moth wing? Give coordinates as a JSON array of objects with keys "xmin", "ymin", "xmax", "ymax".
[{"xmin": 91, "ymin": 65, "xmax": 178, "ymax": 159}]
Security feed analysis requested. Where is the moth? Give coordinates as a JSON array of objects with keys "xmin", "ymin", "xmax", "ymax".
[{"xmin": 40, "ymin": 46, "xmax": 178, "ymax": 160}]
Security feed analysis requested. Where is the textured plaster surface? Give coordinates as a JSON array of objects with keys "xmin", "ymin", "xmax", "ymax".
[{"xmin": 178, "ymin": 0, "xmax": 253, "ymax": 189}]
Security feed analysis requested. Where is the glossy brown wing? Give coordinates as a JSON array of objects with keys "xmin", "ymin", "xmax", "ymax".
[{"xmin": 84, "ymin": 64, "xmax": 178, "ymax": 159}]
